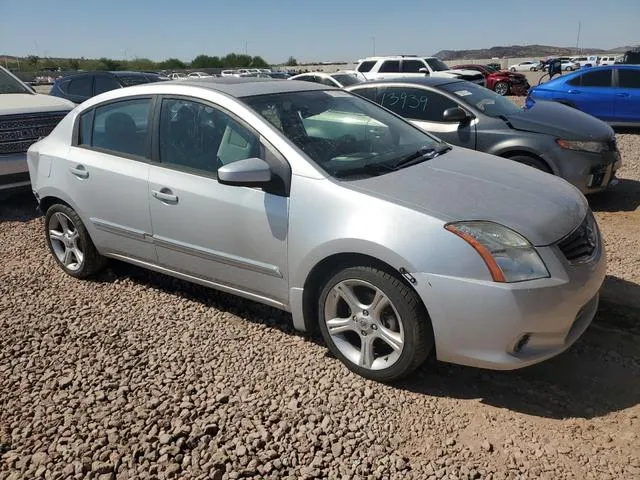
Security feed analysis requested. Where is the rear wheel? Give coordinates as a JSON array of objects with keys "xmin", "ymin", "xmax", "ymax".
[
  {"xmin": 45, "ymin": 204, "xmax": 106, "ymax": 278},
  {"xmin": 510, "ymin": 67, "xmax": 516, "ymax": 72},
  {"xmin": 318, "ymin": 266, "xmax": 433, "ymax": 382},
  {"xmin": 507, "ymin": 155, "xmax": 552, "ymax": 174},
  {"xmin": 494, "ymin": 81, "xmax": 510, "ymax": 96}
]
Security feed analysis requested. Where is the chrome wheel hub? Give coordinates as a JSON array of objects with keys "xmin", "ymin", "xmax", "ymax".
[{"xmin": 48, "ymin": 212, "xmax": 84, "ymax": 272}]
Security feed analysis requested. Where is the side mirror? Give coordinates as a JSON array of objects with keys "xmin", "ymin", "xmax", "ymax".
[
  {"xmin": 218, "ymin": 157, "xmax": 272, "ymax": 187},
  {"xmin": 418, "ymin": 67, "xmax": 429, "ymax": 75},
  {"xmin": 442, "ymin": 107, "xmax": 470, "ymax": 123}
]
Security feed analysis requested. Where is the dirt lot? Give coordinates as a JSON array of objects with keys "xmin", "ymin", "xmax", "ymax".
[{"xmin": 1, "ymin": 91, "xmax": 639, "ymax": 479}]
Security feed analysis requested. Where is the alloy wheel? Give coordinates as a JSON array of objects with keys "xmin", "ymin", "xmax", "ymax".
[
  {"xmin": 323, "ymin": 279, "xmax": 404, "ymax": 370},
  {"xmin": 48, "ymin": 212, "xmax": 84, "ymax": 271}
]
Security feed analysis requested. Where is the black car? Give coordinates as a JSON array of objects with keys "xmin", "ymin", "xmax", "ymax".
[{"xmin": 49, "ymin": 71, "xmax": 168, "ymax": 104}]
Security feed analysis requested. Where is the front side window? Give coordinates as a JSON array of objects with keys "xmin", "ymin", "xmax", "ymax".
[
  {"xmin": 68, "ymin": 76, "xmax": 93, "ymax": 96},
  {"xmin": 91, "ymin": 98, "xmax": 151, "ymax": 157},
  {"xmin": 618, "ymin": 69, "xmax": 640, "ymax": 88},
  {"xmin": 580, "ymin": 69, "xmax": 612, "ymax": 87},
  {"xmin": 402, "ymin": 60, "xmax": 425, "ymax": 73},
  {"xmin": 94, "ymin": 76, "xmax": 121, "ymax": 95},
  {"xmin": 376, "ymin": 86, "xmax": 457, "ymax": 122},
  {"xmin": 379, "ymin": 60, "xmax": 400, "ymax": 73},
  {"xmin": 357, "ymin": 61, "xmax": 376, "ymax": 73},
  {"xmin": 158, "ymin": 98, "xmax": 259, "ymax": 175},
  {"xmin": 243, "ymin": 90, "xmax": 442, "ymax": 178}
]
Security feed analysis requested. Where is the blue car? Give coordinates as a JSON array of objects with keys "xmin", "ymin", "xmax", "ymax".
[{"xmin": 526, "ymin": 65, "xmax": 640, "ymax": 127}]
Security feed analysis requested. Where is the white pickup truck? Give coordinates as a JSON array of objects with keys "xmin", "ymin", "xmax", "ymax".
[{"xmin": 0, "ymin": 66, "xmax": 74, "ymax": 195}]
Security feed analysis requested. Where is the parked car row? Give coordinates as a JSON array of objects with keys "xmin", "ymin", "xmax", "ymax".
[{"xmin": 26, "ymin": 77, "xmax": 608, "ymax": 381}]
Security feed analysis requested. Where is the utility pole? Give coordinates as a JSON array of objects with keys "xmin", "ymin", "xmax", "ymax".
[
  {"xmin": 245, "ymin": 41, "xmax": 249, "ymax": 56},
  {"xmin": 575, "ymin": 21, "xmax": 581, "ymax": 54}
]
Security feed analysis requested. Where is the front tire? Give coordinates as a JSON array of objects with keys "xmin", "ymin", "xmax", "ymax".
[
  {"xmin": 510, "ymin": 67, "xmax": 516, "ymax": 72},
  {"xmin": 494, "ymin": 81, "xmax": 510, "ymax": 96},
  {"xmin": 44, "ymin": 204, "xmax": 106, "ymax": 278},
  {"xmin": 318, "ymin": 266, "xmax": 433, "ymax": 382},
  {"xmin": 508, "ymin": 155, "xmax": 552, "ymax": 174}
]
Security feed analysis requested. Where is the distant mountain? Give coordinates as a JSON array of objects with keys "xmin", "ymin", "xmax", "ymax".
[{"xmin": 433, "ymin": 44, "xmax": 638, "ymax": 60}]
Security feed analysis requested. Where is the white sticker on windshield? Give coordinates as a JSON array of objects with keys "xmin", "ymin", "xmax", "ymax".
[{"xmin": 454, "ymin": 90, "xmax": 472, "ymax": 97}]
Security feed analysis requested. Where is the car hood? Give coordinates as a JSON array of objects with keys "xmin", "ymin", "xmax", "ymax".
[
  {"xmin": 0, "ymin": 93, "xmax": 75, "ymax": 115},
  {"xmin": 504, "ymin": 100, "xmax": 614, "ymax": 140},
  {"xmin": 344, "ymin": 147, "xmax": 588, "ymax": 246},
  {"xmin": 434, "ymin": 68, "xmax": 481, "ymax": 77}
]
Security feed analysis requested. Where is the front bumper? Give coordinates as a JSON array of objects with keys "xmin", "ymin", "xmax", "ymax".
[
  {"xmin": 412, "ymin": 237, "xmax": 606, "ymax": 370},
  {"xmin": 0, "ymin": 153, "xmax": 30, "ymax": 192},
  {"xmin": 543, "ymin": 146, "xmax": 622, "ymax": 194}
]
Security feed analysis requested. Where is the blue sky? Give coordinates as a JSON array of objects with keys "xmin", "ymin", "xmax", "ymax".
[{"xmin": 1, "ymin": 0, "xmax": 638, "ymax": 63}]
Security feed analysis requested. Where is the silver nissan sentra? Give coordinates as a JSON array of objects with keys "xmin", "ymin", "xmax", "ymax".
[{"xmin": 27, "ymin": 78, "xmax": 606, "ymax": 382}]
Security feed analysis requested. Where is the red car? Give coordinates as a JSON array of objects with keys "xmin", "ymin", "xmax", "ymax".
[{"xmin": 452, "ymin": 64, "xmax": 530, "ymax": 96}]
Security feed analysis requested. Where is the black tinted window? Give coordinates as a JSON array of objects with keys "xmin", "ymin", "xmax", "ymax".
[
  {"xmin": 91, "ymin": 99, "xmax": 151, "ymax": 157},
  {"xmin": 357, "ymin": 61, "xmax": 376, "ymax": 73},
  {"xmin": 67, "ymin": 76, "xmax": 92, "ymax": 96},
  {"xmin": 618, "ymin": 69, "xmax": 640, "ymax": 88},
  {"xmin": 94, "ymin": 76, "xmax": 121, "ymax": 95},
  {"xmin": 159, "ymin": 98, "xmax": 259, "ymax": 175},
  {"xmin": 402, "ymin": 60, "xmax": 425, "ymax": 73},
  {"xmin": 379, "ymin": 61, "xmax": 400, "ymax": 73},
  {"xmin": 580, "ymin": 69, "xmax": 612, "ymax": 87},
  {"xmin": 377, "ymin": 87, "xmax": 457, "ymax": 122},
  {"xmin": 351, "ymin": 87, "xmax": 377, "ymax": 101}
]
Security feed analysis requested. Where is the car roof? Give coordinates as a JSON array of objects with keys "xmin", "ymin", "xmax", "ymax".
[
  {"xmin": 347, "ymin": 76, "xmax": 461, "ymax": 88},
  {"xmin": 161, "ymin": 77, "xmax": 330, "ymax": 97}
]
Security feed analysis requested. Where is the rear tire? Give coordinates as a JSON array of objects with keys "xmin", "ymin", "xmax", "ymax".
[
  {"xmin": 318, "ymin": 266, "xmax": 433, "ymax": 382},
  {"xmin": 507, "ymin": 155, "xmax": 552, "ymax": 174},
  {"xmin": 494, "ymin": 81, "xmax": 510, "ymax": 96},
  {"xmin": 44, "ymin": 204, "xmax": 107, "ymax": 278},
  {"xmin": 510, "ymin": 67, "xmax": 516, "ymax": 72}
]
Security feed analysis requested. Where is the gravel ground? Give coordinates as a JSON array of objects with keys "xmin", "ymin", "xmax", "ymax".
[{"xmin": 1, "ymin": 93, "xmax": 639, "ymax": 479}]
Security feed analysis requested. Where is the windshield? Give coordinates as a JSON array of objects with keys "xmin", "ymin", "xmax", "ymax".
[
  {"xmin": 0, "ymin": 68, "xmax": 32, "ymax": 94},
  {"xmin": 440, "ymin": 81, "xmax": 522, "ymax": 118},
  {"xmin": 243, "ymin": 90, "xmax": 441, "ymax": 178},
  {"xmin": 331, "ymin": 74, "xmax": 363, "ymax": 86},
  {"xmin": 425, "ymin": 58, "xmax": 449, "ymax": 71}
]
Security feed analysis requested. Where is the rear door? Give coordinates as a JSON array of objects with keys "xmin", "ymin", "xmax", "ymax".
[
  {"xmin": 613, "ymin": 67, "xmax": 640, "ymax": 123},
  {"xmin": 564, "ymin": 68, "xmax": 615, "ymax": 120},
  {"xmin": 62, "ymin": 97, "xmax": 155, "ymax": 261},
  {"xmin": 375, "ymin": 85, "xmax": 476, "ymax": 148}
]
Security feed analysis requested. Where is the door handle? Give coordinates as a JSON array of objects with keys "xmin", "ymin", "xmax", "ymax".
[
  {"xmin": 567, "ymin": 89, "xmax": 581, "ymax": 94},
  {"xmin": 69, "ymin": 165, "xmax": 89, "ymax": 179},
  {"xmin": 616, "ymin": 92, "xmax": 630, "ymax": 97},
  {"xmin": 152, "ymin": 189, "xmax": 178, "ymax": 203}
]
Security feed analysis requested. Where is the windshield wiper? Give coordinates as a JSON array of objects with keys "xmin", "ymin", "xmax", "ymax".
[
  {"xmin": 394, "ymin": 143, "xmax": 452, "ymax": 169},
  {"xmin": 333, "ymin": 161, "xmax": 397, "ymax": 178}
]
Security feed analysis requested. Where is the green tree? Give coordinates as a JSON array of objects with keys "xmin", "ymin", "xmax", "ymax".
[
  {"xmin": 285, "ymin": 56, "xmax": 298, "ymax": 66},
  {"xmin": 157, "ymin": 58, "xmax": 186, "ymax": 70},
  {"xmin": 68, "ymin": 58, "xmax": 80, "ymax": 71},
  {"xmin": 126, "ymin": 57, "xmax": 157, "ymax": 71},
  {"xmin": 97, "ymin": 57, "xmax": 121, "ymax": 70},
  {"xmin": 250, "ymin": 56, "xmax": 270, "ymax": 68},
  {"xmin": 191, "ymin": 54, "xmax": 222, "ymax": 68},
  {"xmin": 27, "ymin": 55, "xmax": 40, "ymax": 69}
]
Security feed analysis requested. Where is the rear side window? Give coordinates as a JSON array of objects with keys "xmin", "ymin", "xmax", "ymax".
[
  {"xmin": 350, "ymin": 87, "xmax": 377, "ymax": 101},
  {"xmin": 580, "ymin": 69, "xmax": 612, "ymax": 87},
  {"xmin": 67, "ymin": 76, "xmax": 92, "ymax": 96},
  {"xmin": 90, "ymin": 99, "xmax": 151, "ymax": 158},
  {"xmin": 379, "ymin": 60, "xmax": 400, "ymax": 73},
  {"xmin": 376, "ymin": 86, "xmax": 457, "ymax": 122},
  {"xmin": 618, "ymin": 69, "xmax": 640, "ymax": 88},
  {"xmin": 357, "ymin": 61, "xmax": 376, "ymax": 73},
  {"xmin": 402, "ymin": 60, "xmax": 425, "ymax": 73}
]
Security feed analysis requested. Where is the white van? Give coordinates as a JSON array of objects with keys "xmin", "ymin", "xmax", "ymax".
[{"xmin": 599, "ymin": 56, "xmax": 620, "ymax": 66}]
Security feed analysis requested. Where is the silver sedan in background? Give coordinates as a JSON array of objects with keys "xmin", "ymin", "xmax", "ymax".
[{"xmin": 27, "ymin": 78, "xmax": 605, "ymax": 382}]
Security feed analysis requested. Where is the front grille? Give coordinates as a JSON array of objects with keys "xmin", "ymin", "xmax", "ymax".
[
  {"xmin": 0, "ymin": 111, "xmax": 67, "ymax": 155},
  {"xmin": 557, "ymin": 213, "xmax": 599, "ymax": 263}
]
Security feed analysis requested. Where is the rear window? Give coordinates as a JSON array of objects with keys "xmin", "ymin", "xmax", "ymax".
[
  {"xmin": 357, "ymin": 61, "xmax": 376, "ymax": 73},
  {"xmin": 67, "ymin": 76, "xmax": 92, "ymax": 96}
]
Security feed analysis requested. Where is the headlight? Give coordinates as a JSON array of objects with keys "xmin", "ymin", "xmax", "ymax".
[
  {"xmin": 445, "ymin": 221, "xmax": 549, "ymax": 283},
  {"xmin": 556, "ymin": 139, "xmax": 608, "ymax": 154}
]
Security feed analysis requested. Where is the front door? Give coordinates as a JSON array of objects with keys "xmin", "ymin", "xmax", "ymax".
[
  {"xmin": 376, "ymin": 86, "xmax": 477, "ymax": 149},
  {"xmin": 148, "ymin": 97, "xmax": 289, "ymax": 305},
  {"xmin": 63, "ymin": 97, "xmax": 155, "ymax": 261},
  {"xmin": 564, "ymin": 68, "xmax": 615, "ymax": 120},
  {"xmin": 614, "ymin": 67, "xmax": 640, "ymax": 123}
]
